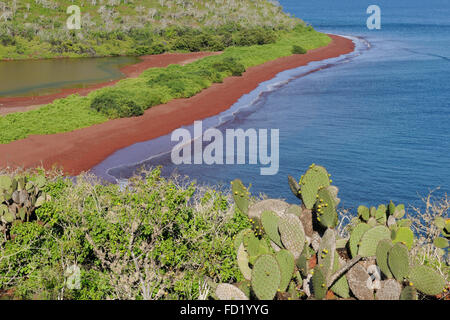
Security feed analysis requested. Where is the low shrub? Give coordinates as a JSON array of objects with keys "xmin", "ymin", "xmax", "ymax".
[
  {"xmin": 211, "ymin": 57, "xmax": 246, "ymax": 76},
  {"xmin": 90, "ymin": 90, "xmax": 144, "ymax": 118},
  {"xmin": 0, "ymin": 168, "xmax": 251, "ymax": 300},
  {"xmin": 292, "ymin": 44, "xmax": 307, "ymax": 54}
]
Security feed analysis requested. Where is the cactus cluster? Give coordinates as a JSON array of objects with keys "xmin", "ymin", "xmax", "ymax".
[
  {"xmin": 0, "ymin": 174, "xmax": 49, "ymax": 241},
  {"xmin": 214, "ymin": 165, "xmax": 448, "ymax": 300}
]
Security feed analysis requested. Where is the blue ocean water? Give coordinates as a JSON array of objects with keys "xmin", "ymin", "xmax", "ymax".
[{"xmin": 94, "ymin": 0, "xmax": 450, "ymax": 211}]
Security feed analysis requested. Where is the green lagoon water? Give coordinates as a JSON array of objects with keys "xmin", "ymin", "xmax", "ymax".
[{"xmin": 0, "ymin": 56, "xmax": 140, "ymax": 97}]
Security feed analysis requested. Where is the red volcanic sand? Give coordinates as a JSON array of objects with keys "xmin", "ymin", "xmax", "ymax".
[
  {"xmin": 0, "ymin": 35, "xmax": 354, "ymax": 175},
  {"xmin": 0, "ymin": 51, "xmax": 219, "ymax": 114}
]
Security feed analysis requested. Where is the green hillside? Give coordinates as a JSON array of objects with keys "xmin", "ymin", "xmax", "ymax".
[{"xmin": 0, "ymin": 0, "xmax": 304, "ymax": 59}]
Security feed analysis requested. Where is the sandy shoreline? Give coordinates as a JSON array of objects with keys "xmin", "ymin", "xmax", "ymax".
[{"xmin": 0, "ymin": 35, "xmax": 355, "ymax": 175}]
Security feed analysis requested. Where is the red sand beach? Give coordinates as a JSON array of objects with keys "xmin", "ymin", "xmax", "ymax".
[{"xmin": 0, "ymin": 35, "xmax": 355, "ymax": 175}]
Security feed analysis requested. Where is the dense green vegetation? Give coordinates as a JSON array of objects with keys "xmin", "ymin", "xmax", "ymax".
[
  {"xmin": 0, "ymin": 166, "xmax": 448, "ymax": 300},
  {"xmin": 0, "ymin": 0, "xmax": 300, "ymax": 59},
  {"xmin": 0, "ymin": 27, "xmax": 331, "ymax": 144}
]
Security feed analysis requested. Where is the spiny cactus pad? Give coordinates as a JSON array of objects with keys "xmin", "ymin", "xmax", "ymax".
[
  {"xmin": 316, "ymin": 188, "xmax": 338, "ymax": 228},
  {"xmin": 248, "ymin": 199, "xmax": 290, "ymax": 222},
  {"xmin": 251, "ymin": 254, "xmax": 282, "ymax": 300},
  {"xmin": 358, "ymin": 226, "xmax": 391, "ymax": 257},
  {"xmin": 433, "ymin": 237, "xmax": 449, "ymax": 249},
  {"xmin": 318, "ymin": 228, "xmax": 336, "ymax": 279},
  {"xmin": 391, "ymin": 227, "xmax": 414, "ymax": 249},
  {"xmin": 261, "ymin": 210, "xmax": 282, "ymax": 247},
  {"xmin": 387, "ymin": 243, "xmax": 410, "ymax": 282},
  {"xmin": 400, "ymin": 286, "xmax": 418, "ymax": 300},
  {"xmin": 376, "ymin": 239, "xmax": 393, "ymax": 278},
  {"xmin": 216, "ymin": 283, "xmax": 249, "ymax": 300},
  {"xmin": 347, "ymin": 263, "xmax": 374, "ymax": 300},
  {"xmin": 311, "ymin": 266, "xmax": 327, "ymax": 300},
  {"xmin": 349, "ymin": 223, "xmax": 371, "ymax": 258},
  {"xmin": 288, "ymin": 175, "xmax": 301, "ymax": 199},
  {"xmin": 330, "ymin": 254, "xmax": 350, "ymax": 298},
  {"xmin": 408, "ymin": 265, "xmax": 446, "ymax": 296},
  {"xmin": 278, "ymin": 214, "xmax": 305, "ymax": 259},
  {"xmin": 376, "ymin": 279, "xmax": 402, "ymax": 300},
  {"xmin": 358, "ymin": 205, "xmax": 370, "ymax": 222},
  {"xmin": 231, "ymin": 179, "xmax": 249, "ymax": 215},
  {"xmin": 234, "ymin": 229, "xmax": 253, "ymax": 251},
  {"xmin": 275, "ymin": 250, "xmax": 295, "ymax": 292},
  {"xmin": 299, "ymin": 165, "xmax": 330, "ymax": 209},
  {"xmin": 237, "ymin": 243, "xmax": 252, "ymax": 280}
]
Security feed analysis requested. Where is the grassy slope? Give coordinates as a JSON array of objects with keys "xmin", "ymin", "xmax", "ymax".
[
  {"xmin": 0, "ymin": 29, "xmax": 330, "ymax": 144},
  {"xmin": 0, "ymin": 0, "xmax": 301, "ymax": 59}
]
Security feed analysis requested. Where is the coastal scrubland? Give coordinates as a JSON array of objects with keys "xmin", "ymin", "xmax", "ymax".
[
  {"xmin": 0, "ymin": 0, "xmax": 300, "ymax": 59},
  {"xmin": 0, "ymin": 166, "xmax": 448, "ymax": 300}
]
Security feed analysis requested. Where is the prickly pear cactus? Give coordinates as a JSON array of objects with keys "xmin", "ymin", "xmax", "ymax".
[
  {"xmin": 330, "ymin": 254, "xmax": 350, "ymax": 298},
  {"xmin": 400, "ymin": 286, "xmax": 418, "ymax": 300},
  {"xmin": 358, "ymin": 226, "xmax": 391, "ymax": 257},
  {"xmin": 251, "ymin": 254, "xmax": 282, "ymax": 300},
  {"xmin": 347, "ymin": 263, "xmax": 374, "ymax": 300},
  {"xmin": 392, "ymin": 226, "xmax": 414, "ymax": 249},
  {"xmin": 349, "ymin": 223, "xmax": 371, "ymax": 258},
  {"xmin": 311, "ymin": 266, "xmax": 328, "ymax": 300},
  {"xmin": 278, "ymin": 214, "xmax": 305, "ymax": 259},
  {"xmin": 216, "ymin": 283, "xmax": 249, "ymax": 300},
  {"xmin": 315, "ymin": 188, "xmax": 338, "ymax": 228},
  {"xmin": 387, "ymin": 243, "xmax": 410, "ymax": 282},
  {"xmin": 237, "ymin": 243, "xmax": 252, "ymax": 280},
  {"xmin": 288, "ymin": 175, "xmax": 301, "ymax": 199},
  {"xmin": 408, "ymin": 265, "xmax": 446, "ymax": 296},
  {"xmin": 376, "ymin": 239, "xmax": 393, "ymax": 278},
  {"xmin": 261, "ymin": 210, "xmax": 282, "ymax": 247},
  {"xmin": 231, "ymin": 179, "xmax": 250, "ymax": 215},
  {"xmin": 318, "ymin": 228, "xmax": 336, "ymax": 279},
  {"xmin": 275, "ymin": 250, "xmax": 295, "ymax": 292},
  {"xmin": 299, "ymin": 165, "xmax": 330, "ymax": 209},
  {"xmin": 376, "ymin": 279, "xmax": 402, "ymax": 300}
]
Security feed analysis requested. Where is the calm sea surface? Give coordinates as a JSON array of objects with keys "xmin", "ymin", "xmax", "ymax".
[{"xmin": 96, "ymin": 0, "xmax": 450, "ymax": 211}]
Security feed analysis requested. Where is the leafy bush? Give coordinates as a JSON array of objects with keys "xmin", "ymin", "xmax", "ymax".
[
  {"xmin": 292, "ymin": 45, "xmax": 307, "ymax": 54},
  {"xmin": 211, "ymin": 57, "xmax": 246, "ymax": 76},
  {"xmin": 0, "ymin": 169, "xmax": 251, "ymax": 300},
  {"xmin": 90, "ymin": 90, "xmax": 144, "ymax": 118}
]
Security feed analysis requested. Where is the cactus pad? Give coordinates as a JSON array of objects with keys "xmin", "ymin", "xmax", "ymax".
[
  {"xmin": 237, "ymin": 243, "xmax": 252, "ymax": 280},
  {"xmin": 231, "ymin": 179, "xmax": 249, "ymax": 215},
  {"xmin": 358, "ymin": 205, "xmax": 370, "ymax": 222},
  {"xmin": 387, "ymin": 243, "xmax": 410, "ymax": 282},
  {"xmin": 251, "ymin": 255, "xmax": 282, "ymax": 300},
  {"xmin": 275, "ymin": 250, "xmax": 295, "ymax": 292},
  {"xmin": 315, "ymin": 188, "xmax": 338, "ymax": 228},
  {"xmin": 347, "ymin": 263, "xmax": 374, "ymax": 300},
  {"xmin": 278, "ymin": 214, "xmax": 305, "ymax": 259},
  {"xmin": 376, "ymin": 279, "xmax": 402, "ymax": 300},
  {"xmin": 409, "ymin": 265, "xmax": 446, "ymax": 296},
  {"xmin": 376, "ymin": 239, "xmax": 393, "ymax": 278},
  {"xmin": 216, "ymin": 283, "xmax": 249, "ymax": 300},
  {"xmin": 349, "ymin": 223, "xmax": 371, "ymax": 258},
  {"xmin": 318, "ymin": 228, "xmax": 336, "ymax": 279},
  {"xmin": 392, "ymin": 226, "xmax": 414, "ymax": 249},
  {"xmin": 288, "ymin": 175, "xmax": 301, "ymax": 199},
  {"xmin": 299, "ymin": 165, "xmax": 330, "ymax": 209},
  {"xmin": 358, "ymin": 226, "xmax": 391, "ymax": 257},
  {"xmin": 311, "ymin": 266, "xmax": 327, "ymax": 300},
  {"xmin": 261, "ymin": 210, "xmax": 282, "ymax": 247},
  {"xmin": 400, "ymin": 286, "xmax": 418, "ymax": 300}
]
